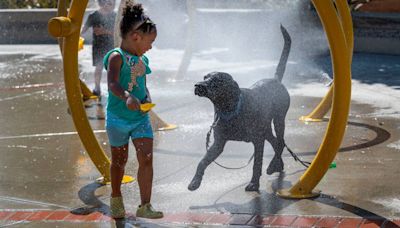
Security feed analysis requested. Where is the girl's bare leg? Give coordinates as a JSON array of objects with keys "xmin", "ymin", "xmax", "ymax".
[
  {"xmin": 133, "ymin": 138, "xmax": 153, "ymax": 205},
  {"xmin": 94, "ymin": 63, "xmax": 103, "ymax": 94},
  {"xmin": 110, "ymin": 144, "xmax": 129, "ymax": 197}
]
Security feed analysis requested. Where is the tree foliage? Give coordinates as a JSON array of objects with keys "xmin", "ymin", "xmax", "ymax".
[{"xmin": 0, "ymin": 0, "xmax": 71, "ymax": 9}]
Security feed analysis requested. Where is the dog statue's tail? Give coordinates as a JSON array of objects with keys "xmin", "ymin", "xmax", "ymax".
[{"xmin": 274, "ymin": 24, "xmax": 291, "ymax": 82}]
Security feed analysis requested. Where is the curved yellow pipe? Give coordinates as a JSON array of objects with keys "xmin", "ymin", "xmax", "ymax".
[
  {"xmin": 278, "ymin": 0, "xmax": 352, "ymax": 198},
  {"xmin": 300, "ymin": 0, "xmax": 353, "ymax": 122},
  {"xmin": 56, "ymin": 0, "xmax": 67, "ymax": 52},
  {"xmin": 49, "ymin": 0, "xmax": 133, "ymax": 184},
  {"xmin": 55, "ymin": 0, "xmax": 98, "ymax": 102},
  {"xmin": 336, "ymin": 0, "xmax": 354, "ymax": 54},
  {"xmin": 299, "ymin": 86, "xmax": 333, "ymax": 122}
]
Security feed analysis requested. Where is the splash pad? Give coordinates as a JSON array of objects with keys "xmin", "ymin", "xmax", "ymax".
[{"xmin": 48, "ymin": 0, "xmax": 353, "ymax": 198}]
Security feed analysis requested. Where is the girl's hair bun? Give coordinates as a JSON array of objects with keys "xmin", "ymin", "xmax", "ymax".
[
  {"xmin": 123, "ymin": 1, "xmax": 144, "ymax": 19},
  {"xmin": 120, "ymin": 1, "xmax": 156, "ymax": 38}
]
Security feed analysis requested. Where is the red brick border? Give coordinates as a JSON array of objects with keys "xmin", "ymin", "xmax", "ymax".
[{"xmin": 0, "ymin": 210, "xmax": 399, "ymax": 227}]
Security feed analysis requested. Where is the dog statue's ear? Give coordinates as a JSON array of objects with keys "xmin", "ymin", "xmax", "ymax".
[
  {"xmin": 218, "ymin": 77, "xmax": 240, "ymax": 99},
  {"xmin": 217, "ymin": 72, "xmax": 233, "ymax": 80},
  {"xmin": 230, "ymin": 80, "xmax": 241, "ymax": 98},
  {"xmin": 204, "ymin": 72, "xmax": 221, "ymax": 80}
]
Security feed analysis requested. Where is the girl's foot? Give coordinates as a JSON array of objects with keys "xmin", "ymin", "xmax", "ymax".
[
  {"xmin": 136, "ymin": 203, "xmax": 163, "ymax": 219},
  {"xmin": 110, "ymin": 196, "xmax": 125, "ymax": 219},
  {"xmin": 92, "ymin": 89, "xmax": 102, "ymax": 101}
]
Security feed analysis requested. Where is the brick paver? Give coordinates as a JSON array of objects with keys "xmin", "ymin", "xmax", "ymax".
[
  {"xmin": 181, "ymin": 212, "xmax": 214, "ymax": 224},
  {"xmin": 315, "ymin": 217, "xmax": 342, "ymax": 227},
  {"xmin": 7, "ymin": 211, "xmax": 33, "ymax": 221},
  {"xmin": 64, "ymin": 212, "xmax": 90, "ymax": 222},
  {"xmin": 261, "ymin": 215, "xmax": 277, "ymax": 225},
  {"xmin": 44, "ymin": 210, "xmax": 70, "ymax": 221},
  {"xmin": 246, "ymin": 215, "xmax": 263, "ymax": 226},
  {"xmin": 25, "ymin": 211, "xmax": 53, "ymax": 221},
  {"xmin": 83, "ymin": 212, "xmax": 105, "ymax": 222},
  {"xmin": 384, "ymin": 220, "xmax": 400, "ymax": 228},
  {"xmin": 205, "ymin": 213, "xmax": 231, "ymax": 225},
  {"xmin": 360, "ymin": 218, "xmax": 386, "ymax": 228},
  {"xmin": 228, "ymin": 213, "xmax": 254, "ymax": 225},
  {"xmin": 0, "ymin": 210, "xmax": 398, "ymax": 227},
  {"xmin": 270, "ymin": 215, "xmax": 297, "ymax": 227},
  {"xmin": 0, "ymin": 211, "xmax": 13, "ymax": 220},
  {"xmin": 291, "ymin": 216, "xmax": 320, "ymax": 227},
  {"xmin": 337, "ymin": 218, "xmax": 364, "ymax": 228}
]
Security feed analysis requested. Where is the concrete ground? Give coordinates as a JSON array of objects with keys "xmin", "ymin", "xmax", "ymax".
[{"xmin": 0, "ymin": 45, "xmax": 399, "ymax": 227}]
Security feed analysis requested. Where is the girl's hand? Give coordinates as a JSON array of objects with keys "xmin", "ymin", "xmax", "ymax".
[
  {"xmin": 126, "ymin": 95, "xmax": 140, "ymax": 111},
  {"xmin": 143, "ymin": 95, "xmax": 152, "ymax": 104},
  {"xmin": 140, "ymin": 103, "xmax": 155, "ymax": 113}
]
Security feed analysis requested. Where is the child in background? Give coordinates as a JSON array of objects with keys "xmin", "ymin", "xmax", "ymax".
[
  {"xmin": 82, "ymin": 0, "xmax": 116, "ymax": 98},
  {"xmin": 103, "ymin": 2, "xmax": 162, "ymax": 219}
]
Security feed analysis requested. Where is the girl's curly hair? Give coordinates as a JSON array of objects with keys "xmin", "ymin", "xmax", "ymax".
[{"xmin": 120, "ymin": 1, "xmax": 156, "ymax": 39}]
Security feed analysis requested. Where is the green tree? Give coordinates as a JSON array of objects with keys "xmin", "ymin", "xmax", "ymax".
[
  {"xmin": 0, "ymin": 0, "xmax": 17, "ymax": 8},
  {"xmin": 0, "ymin": 0, "xmax": 71, "ymax": 9}
]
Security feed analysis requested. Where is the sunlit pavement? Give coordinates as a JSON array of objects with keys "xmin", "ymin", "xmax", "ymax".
[{"xmin": 0, "ymin": 45, "xmax": 400, "ymax": 227}]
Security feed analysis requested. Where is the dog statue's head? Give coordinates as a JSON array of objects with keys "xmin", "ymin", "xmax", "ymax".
[{"xmin": 195, "ymin": 72, "xmax": 240, "ymax": 109}]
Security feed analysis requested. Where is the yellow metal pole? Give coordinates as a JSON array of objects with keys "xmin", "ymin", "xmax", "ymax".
[
  {"xmin": 56, "ymin": 0, "xmax": 67, "ymax": 50},
  {"xmin": 56, "ymin": 0, "xmax": 96, "ymax": 101},
  {"xmin": 49, "ymin": 0, "xmax": 134, "ymax": 184},
  {"xmin": 336, "ymin": 0, "xmax": 354, "ymax": 55},
  {"xmin": 277, "ymin": 0, "xmax": 352, "ymax": 199},
  {"xmin": 299, "ymin": 86, "xmax": 333, "ymax": 122},
  {"xmin": 300, "ymin": 0, "xmax": 353, "ymax": 122}
]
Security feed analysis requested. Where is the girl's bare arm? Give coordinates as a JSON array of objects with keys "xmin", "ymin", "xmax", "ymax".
[{"xmin": 107, "ymin": 52, "xmax": 140, "ymax": 110}]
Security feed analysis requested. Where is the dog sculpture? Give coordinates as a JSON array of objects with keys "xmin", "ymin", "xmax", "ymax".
[{"xmin": 188, "ymin": 25, "xmax": 291, "ymax": 192}]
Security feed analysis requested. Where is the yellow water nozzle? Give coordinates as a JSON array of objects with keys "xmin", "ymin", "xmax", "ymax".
[
  {"xmin": 140, "ymin": 103, "xmax": 156, "ymax": 112},
  {"xmin": 48, "ymin": 16, "xmax": 74, "ymax": 37},
  {"xmin": 78, "ymin": 37, "xmax": 85, "ymax": 51}
]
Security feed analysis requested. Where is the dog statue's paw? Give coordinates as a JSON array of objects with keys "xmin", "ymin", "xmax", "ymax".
[
  {"xmin": 266, "ymin": 158, "xmax": 284, "ymax": 175},
  {"xmin": 245, "ymin": 182, "xmax": 259, "ymax": 192},
  {"xmin": 188, "ymin": 177, "xmax": 202, "ymax": 191}
]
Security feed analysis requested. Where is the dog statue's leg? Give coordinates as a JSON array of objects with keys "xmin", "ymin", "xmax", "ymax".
[
  {"xmin": 245, "ymin": 140, "xmax": 265, "ymax": 192},
  {"xmin": 188, "ymin": 139, "xmax": 226, "ymax": 191},
  {"xmin": 266, "ymin": 117, "xmax": 285, "ymax": 175}
]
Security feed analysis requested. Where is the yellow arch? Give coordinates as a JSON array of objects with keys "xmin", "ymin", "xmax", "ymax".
[
  {"xmin": 277, "ymin": 0, "xmax": 353, "ymax": 198},
  {"xmin": 56, "ymin": 0, "xmax": 98, "ymax": 102},
  {"xmin": 300, "ymin": 0, "xmax": 354, "ymax": 122},
  {"xmin": 48, "ymin": 0, "xmax": 133, "ymax": 184}
]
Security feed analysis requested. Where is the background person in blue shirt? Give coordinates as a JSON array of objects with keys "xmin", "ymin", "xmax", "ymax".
[{"xmin": 82, "ymin": 0, "xmax": 116, "ymax": 98}]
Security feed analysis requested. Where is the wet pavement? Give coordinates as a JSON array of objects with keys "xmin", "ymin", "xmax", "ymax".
[{"xmin": 0, "ymin": 44, "xmax": 400, "ymax": 227}]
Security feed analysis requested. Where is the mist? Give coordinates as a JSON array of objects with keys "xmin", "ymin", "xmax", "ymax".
[{"xmin": 111, "ymin": 0, "xmax": 331, "ymax": 86}]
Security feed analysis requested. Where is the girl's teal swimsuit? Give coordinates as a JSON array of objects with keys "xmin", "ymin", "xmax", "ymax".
[{"xmin": 103, "ymin": 48, "xmax": 153, "ymax": 146}]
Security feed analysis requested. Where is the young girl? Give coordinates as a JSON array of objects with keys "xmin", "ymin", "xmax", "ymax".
[
  {"xmin": 82, "ymin": 0, "xmax": 116, "ymax": 98},
  {"xmin": 103, "ymin": 2, "xmax": 162, "ymax": 219}
]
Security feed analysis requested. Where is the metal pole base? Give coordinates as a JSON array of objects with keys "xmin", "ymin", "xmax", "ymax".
[
  {"xmin": 277, "ymin": 189, "xmax": 321, "ymax": 199},
  {"xmin": 96, "ymin": 175, "xmax": 135, "ymax": 185},
  {"xmin": 299, "ymin": 116, "xmax": 326, "ymax": 122}
]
